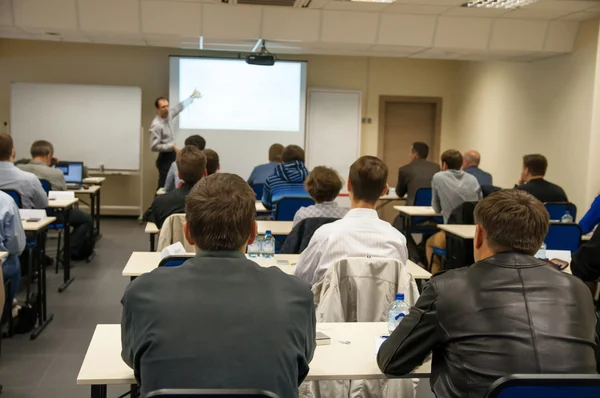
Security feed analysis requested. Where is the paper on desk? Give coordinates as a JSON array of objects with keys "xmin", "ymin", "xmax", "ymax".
[
  {"xmin": 160, "ymin": 242, "xmax": 187, "ymax": 259},
  {"xmin": 49, "ymin": 191, "xmax": 75, "ymax": 200},
  {"xmin": 19, "ymin": 209, "xmax": 47, "ymax": 220},
  {"xmin": 374, "ymin": 336, "xmax": 388, "ymax": 354}
]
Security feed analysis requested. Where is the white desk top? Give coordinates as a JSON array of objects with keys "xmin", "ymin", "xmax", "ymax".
[
  {"xmin": 257, "ymin": 220, "xmax": 293, "ymax": 235},
  {"xmin": 83, "ymin": 177, "xmax": 106, "ymax": 184},
  {"xmin": 21, "ymin": 216, "xmax": 57, "ymax": 231},
  {"xmin": 76, "ymin": 323, "xmax": 431, "ymax": 386},
  {"xmin": 0, "ymin": 252, "xmax": 7, "ymax": 261},
  {"xmin": 256, "ymin": 201, "xmax": 267, "ymax": 213},
  {"xmin": 394, "ymin": 206, "xmax": 441, "ymax": 217},
  {"xmin": 144, "ymin": 222, "xmax": 159, "ymax": 234},
  {"xmin": 122, "ymin": 252, "xmax": 431, "ymax": 280},
  {"xmin": 73, "ymin": 185, "xmax": 101, "ymax": 194},
  {"xmin": 156, "ymin": 188, "xmax": 166, "ymax": 196},
  {"xmin": 47, "ymin": 198, "xmax": 79, "ymax": 209},
  {"xmin": 437, "ymin": 224, "xmax": 475, "ymax": 239},
  {"xmin": 379, "ymin": 194, "xmax": 406, "ymax": 202},
  {"xmin": 582, "ymin": 233, "xmax": 592, "ymax": 241}
]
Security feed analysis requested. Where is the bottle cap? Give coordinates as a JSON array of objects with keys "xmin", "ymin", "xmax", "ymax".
[
  {"xmin": 396, "ymin": 293, "xmax": 404, "ymax": 301},
  {"xmin": 266, "ymin": 230, "xmax": 272, "ymax": 235}
]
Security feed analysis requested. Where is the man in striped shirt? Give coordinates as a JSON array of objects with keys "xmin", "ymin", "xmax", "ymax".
[{"xmin": 261, "ymin": 145, "xmax": 310, "ymax": 218}]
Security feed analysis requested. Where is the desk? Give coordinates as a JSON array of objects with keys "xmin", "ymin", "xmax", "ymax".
[
  {"xmin": 48, "ymin": 198, "xmax": 79, "ymax": 292},
  {"xmin": 144, "ymin": 222, "xmax": 159, "ymax": 252},
  {"xmin": 156, "ymin": 188, "xmax": 166, "ymax": 196},
  {"xmin": 436, "ymin": 224, "xmax": 475, "ymax": 270},
  {"xmin": 22, "ymin": 217, "xmax": 56, "ymax": 339},
  {"xmin": 73, "ymin": 185, "xmax": 102, "ymax": 239},
  {"xmin": 582, "ymin": 233, "xmax": 593, "ymax": 241},
  {"xmin": 394, "ymin": 206, "xmax": 442, "ymax": 262},
  {"xmin": 256, "ymin": 220, "xmax": 293, "ymax": 236},
  {"xmin": 77, "ymin": 323, "xmax": 431, "ymax": 397},
  {"xmin": 83, "ymin": 177, "xmax": 106, "ymax": 185},
  {"xmin": 255, "ymin": 201, "xmax": 267, "ymax": 213},
  {"xmin": 377, "ymin": 194, "xmax": 406, "ymax": 211}
]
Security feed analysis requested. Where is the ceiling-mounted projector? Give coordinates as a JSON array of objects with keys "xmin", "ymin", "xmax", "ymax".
[{"xmin": 246, "ymin": 40, "xmax": 276, "ymax": 66}]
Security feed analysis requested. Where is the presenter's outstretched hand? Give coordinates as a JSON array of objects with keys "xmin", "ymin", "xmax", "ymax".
[{"xmin": 192, "ymin": 89, "xmax": 202, "ymax": 99}]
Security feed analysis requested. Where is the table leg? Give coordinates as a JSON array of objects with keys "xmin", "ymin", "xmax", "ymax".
[
  {"xmin": 150, "ymin": 233, "xmax": 155, "ymax": 252},
  {"xmin": 31, "ymin": 230, "xmax": 54, "ymax": 340},
  {"xmin": 59, "ymin": 207, "xmax": 75, "ymax": 292},
  {"xmin": 90, "ymin": 385, "xmax": 107, "ymax": 398}
]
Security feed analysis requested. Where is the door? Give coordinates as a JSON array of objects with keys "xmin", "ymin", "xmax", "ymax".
[{"xmin": 378, "ymin": 98, "xmax": 440, "ymax": 223}]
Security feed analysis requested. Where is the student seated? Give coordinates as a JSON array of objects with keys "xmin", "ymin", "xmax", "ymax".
[
  {"xmin": 248, "ymin": 143, "xmax": 284, "ymax": 186},
  {"xmin": 427, "ymin": 149, "xmax": 481, "ymax": 273},
  {"xmin": 0, "ymin": 133, "xmax": 48, "ymax": 209},
  {"xmin": 378, "ymin": 190, "xmax": 599, "ymax": 398},
  {"xmin": 462, "ymin": 150, "xmax": 493, "ymax": 187},
  {"xmin": 121, "ymin": 173, "xmax": 316, "ymax": 398},
  {"xmin": 578, "ymin": 191, "xmax": 600, "ymax": 235},
  {"xmin": 293, "ymin": 166, "xmax": 348, "ymax": 227},
  {"xmin": 396, "ymin": 142, "xmax": 440, "ymax": 205},
  {"xmin": 262, "ymin": 145, "xmax": 310, "ymax": 217},
  {"xmin": 0, "ymin": 190, "xmax": 25, "ymax": 320},
  {"xmin": 164, "ymin": 135, "xmax": 205, "ymax": 193},
  {"xmin": 17, "ymin": 140, "xmax": 95, "ymax": 260},
  {"xmin": 203, "ymin": 149, "xmax": 220, "ymax": 176},
  {"xmin": 516, "ymin": 154, "xmax": 567, "ymax": 203},
  {"xmin": 294, "ymin": 156, "xmax": 408, "ymax": 285},
  {"xmin": 147, "ymin": 146, "xmax": 207, "ymax": 229}
]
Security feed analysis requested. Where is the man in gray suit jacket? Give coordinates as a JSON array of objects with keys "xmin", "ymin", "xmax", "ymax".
[{"xmin": 396, "ymin": 142, "xmax": 440, "ymax": 206}]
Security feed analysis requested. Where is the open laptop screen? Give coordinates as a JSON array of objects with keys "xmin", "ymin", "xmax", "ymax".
[{"xmin": 56, "ymin": 162, "xmax": 83, "ymax": 184}]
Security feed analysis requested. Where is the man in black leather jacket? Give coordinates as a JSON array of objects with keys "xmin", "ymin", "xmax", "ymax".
[{"xmin": 378, "ymin": 190, "xmax": 599, "ymax": 398}]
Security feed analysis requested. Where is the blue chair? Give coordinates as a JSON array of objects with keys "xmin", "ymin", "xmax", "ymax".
[
  {"xmin": 545, "ymin": 223, "xmax": 582, "ymax": 253},
  {"xmin": 158, "ymin": 255, "xmax": 192, "ymax": 268},
  {"xmin": 544, "ymin": 202, "xmax": 577, "ymax": 222},
  {"xmin": 414, "ymin": 188, "xmax": 444, "ymax": 225},
  {"xmin": 39, "ymin": 179, "xmax": 66, "ymax": 273},
  {"xmin": 1, "ymin": 189, "xmax": 22, "ymax": 208},
  {"xmin": 274, "ymin": 197, "xmax": 315, "ymax": 221},
  {"xmin": 251, "ymin": 184, "xmax": 264, "ymax": 201},
  {"xmin": 486, "ymin": 374, "xmax": 600, "ymax": 398},
  {"xmin": 147, "ymin": 390, "xmax": 279, "ymax": 398},
  {"xmin": 39, "ymin": 179, "xmax": 51, "ymax": 194}
]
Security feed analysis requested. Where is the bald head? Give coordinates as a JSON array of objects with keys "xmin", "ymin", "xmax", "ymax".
[{"xmin": 463, "ymin": 150, "xmax": 481, "ymax": 169}]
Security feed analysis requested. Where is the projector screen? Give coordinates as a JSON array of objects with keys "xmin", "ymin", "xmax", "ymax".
[{"xmin": 169, "ymin": 56, "xmax": 307, "ymax": 180}]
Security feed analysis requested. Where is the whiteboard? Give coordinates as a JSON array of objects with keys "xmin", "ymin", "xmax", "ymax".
[
  {"xmin": 10, "ymin": 83, "xmax": 142, "ymax": 170},
  {"xmin": 306, "ymin": 88, "xmax": 362, "ymax": 198}
]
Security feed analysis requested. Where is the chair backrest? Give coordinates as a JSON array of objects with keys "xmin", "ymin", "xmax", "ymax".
[
  {"xmin": 486, "ymin": 374, "xmax": 600, "ymax": 398},
  {"xmin": 251, "ymin": 184, "xmax": 264, "ymax": 201},
  {"xmin": 545, "ymin": 223, "xmax": 582, "ymax": 252},
  {"xmin": 147, "ymin": 390, "xmax": 279, "ymax": 398},
  {"xmin": 280, "ymin": 217, "xmax": 339, "ymax": 254},
  {"xmin": 414, "ymin": 187, "xmax": 432, "ymax": 206},
  {"xmin": 448, "ymin": 201, "xmax": 479, "ymax": 225},
  {"xmin": 156, "ymin": 214, "xmax": 195, "ymax": 253},
  {"xmin": 544, "ymin": 202, "xmax": 577, "ymax": 221},
  {"xmin": 1, "ymin": 189, "xmax": 22, "ymax": 208},
  {"xmin": 274, "ymin": 197, "xmax": 315, "ymax": 221},
  {"xmin": 158, "ymin": 255, "xmax": 193, "ymax": 268},
  {"xmin": 39, "ymin": 179, "xmax": 51, "ymax": 195}
]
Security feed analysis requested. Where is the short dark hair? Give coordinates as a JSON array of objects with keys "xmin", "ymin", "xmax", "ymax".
[
  {"xmin": 268, "ymin": 143, "xmax": 284, "ymax": 162},
  {"xmin": 30, "ymin": 140, "xmax": 54, "ymax": 158},
  {"xmin": 186, "ymin": 173, "xmax": 256, "ymax": 251},
  {"xmin": 0, "ymin": 133, "xmax": 14, "ymax": 161},
  {"xmin": 282, "ymin": 145, "xmax": 305, "ymax": 163},
  {"xmin": 185, "ymin": 135, "xmax": 206, "ymax": 150},
  {"xmin": 474, "ymin": 189, "xmax": 549, "ymax": 255},
  {"xmin": 441, "ymin": 149, "xmax": 462, "ymax": 170},
  {"xmin": 154, "ymin": 97, "xmax": 168, "ymax": 109},
  {"xmin": 349, "ymin": 156, "xmax": 388, "ymax": 203},
  {"xmin": 306, "ymin": 166, "xmax": 343, "ymax": 203},
  {"xmin": 523, "ymin": 154, "xmax": 548, "ymax": 177},
  {"xmin": 204, "ymin": 149, "xmax": 219, "ymax": 175},
  {"xmin": 176, "ymin": 146, "xmax": 207, "ymax": 185},
  {"xmin": 412, "ymin": 142, "xmax": 429, "ymax": 159}
]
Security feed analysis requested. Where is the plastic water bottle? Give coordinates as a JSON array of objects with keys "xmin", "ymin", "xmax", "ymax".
[
  {"xmin": 387, "ymin": 293, "xmax": 410, "ymax": 334},
  {"xmin": 535, "ymin": 242, "xmax": 547, "ymax": 259},
  {"xmin": 261, "ymin": 230, "xmax": 275, "ymax": 258},
  {"xmin": 247, "ymin": 236, "xmax": 262, "ymax": 258},
  {"xmin": 561, "ymin": 211, "xmax": 573, "ymax": 223}
]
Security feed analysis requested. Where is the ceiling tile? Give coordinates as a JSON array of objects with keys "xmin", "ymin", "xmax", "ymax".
[
  {"xmin": 371, "ymin": 44, "xmax": 427, "ymax": 53},
  {"xmin": 409, "ymin": 47, "xmax": 461, "ymax": 59},
  {"xmin": 141, "ymin": 0, "xmax": 201, "ymax": 36},
  {"xmin": 14, "ymin": 0, "xmax": 78, "ymax": 30},
  {"xmin": 384, "ymin": 4, "xmax": 449, "ymax": 14},
  {"xmin": 378, "ymin": 14, "xmax": 436, "ymax": 47},
  {"xmin": 0, "ymin": 0, "xmax": 13, "ymax": 26},
  {"xmin": 313, "ymin": 41, "xmax": 374, "ymax": 50},
  {"xmin": 434, "ymin": 16, "xmax": 492, "ymax": 50},
  {"xmin": 307, "ymin": 0, "xmax": 329, "ymax": 9},
  {"xmin": 443, "ymin": 7, "xmax": 511, "ymax": 17},
  {"xmin": 560, "ymin": 11, "xmax": 600, "ymax": 21},
  {"xmin": 202, "ymin": 4, "xmax": 261, "ymax": 39},
  {"xmin": 526, "ymin": 1, "xmax": 598, "ymax": 12},
  {"xmin": 78, "ymin": 0, "xmax": 140, "ymax": 33},
  {"xmin": 88, "ymin": 33, "xmax": 147, "ymax": 46},
  {"xmin": 490, "ymin": 19, "xmax": 547, "ymax": 51},
  {"xmin": 262, "ymin": 8, "xmax": 320, "ymax": 42},
  {"xmin": 321, "ymin": 10, "xmax": 378, "ymax": 44},
  {"xmin": 397, "ymin": 0, "xmax": 467, "ymax": 6},
  {"xmin": 544, "ymin": 20, "xmax": 577, "ymax": 52},
  {"xmin": 322, "ymin": 1, "xmax": 390, "ymax": 11},
  {"xmin": 502, "ymin": 8, "xmax": 573, "ymax": 19}
]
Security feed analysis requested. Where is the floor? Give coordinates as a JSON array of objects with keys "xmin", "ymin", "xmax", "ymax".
[{"xmin": 0, "ymin": 218, "xmax": 435, "ymax": 398}]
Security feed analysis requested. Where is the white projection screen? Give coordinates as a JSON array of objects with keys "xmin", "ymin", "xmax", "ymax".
[{"xmin": 169, "ymin": 57, "xmax": 307, "ymax": 179}]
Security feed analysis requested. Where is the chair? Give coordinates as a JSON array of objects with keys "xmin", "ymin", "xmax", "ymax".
[
  {"xmin": 414, "ymin": 188, "xmax": 443, "ymax": 225},
  {"xmin": 274, "ymin": 197, "xmax": 314, "ymax": 221},
  {"xmin": 1, "ymin": 190, "xmax": 22, "ymax": 208},
  {"xmin": 39, "ymin": 179, "xmax": 51, "ymax": 194},
  {"xmin": 147, "ymin": 390, "xmax": 279, "ymax": 398},
  {"xmin": 39, "ymin": 179, "xmax": 66, "ymax": 271},
  {"xmin": 429, "ymin": 247, "xmax": 446, "ymax": 272},
  {"xmin": 156, "ymin": 214, "xmax": 195, "ymax": 252},
  {"xmin": 486, "ymin": 374, "xmax": 600, "ymax": 398},
  {"xmin": 544, "ymin": 202, "xmax": 577, "ymax": 221},
  {"xmin": 280, "ymin": 217, "xmax": 339, "ymax": 254},
  {"xmin": 157, "ymin": 255, "xmax": 192, "ymax": 268},
  {"xmin": 545, "ymin": 223, "xmax": 582, "ymax": 253},
  {"xmin": 251, "ymin": 184, "xmax": 264, "ymax": 201}
]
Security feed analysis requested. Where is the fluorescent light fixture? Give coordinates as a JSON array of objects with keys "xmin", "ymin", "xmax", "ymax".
[{"xmin": 462, "ymin": 0, "xmax": 538, "ymax": 9}]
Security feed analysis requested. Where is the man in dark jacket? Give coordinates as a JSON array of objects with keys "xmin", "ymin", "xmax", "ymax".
[
  {"xmin": 395, "ymin": 142, "xmax": 440, "ymax": 206},
  {"xmin": 515, "ymin": 154, "xmax": 568, "ymax": 203},
  {"xmin": 378, "ymin": 189, "xmax": 598, "ymax": 398},
  {"xmin": 122, "ymin": 173, "xmax": 316, "ymax": 398}
]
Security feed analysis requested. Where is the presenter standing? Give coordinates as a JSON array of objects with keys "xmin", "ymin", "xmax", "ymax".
[{"xmin": 150, "ymin": 90, "xmax": 201, "ymax": 188}]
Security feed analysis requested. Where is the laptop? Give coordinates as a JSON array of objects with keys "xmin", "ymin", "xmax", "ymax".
[{"xmin": 56, "ymin": 161, "xmax": 84, "ymax": 190}]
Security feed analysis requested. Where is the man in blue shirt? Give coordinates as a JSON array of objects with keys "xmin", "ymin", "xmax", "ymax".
[
  {"xmin": 462, "ymin": 150, "xmax": 493, "ymax": 187},
  {"xmin": 248, "ymin": 143, "xmax": 284, "ymax": 186}
]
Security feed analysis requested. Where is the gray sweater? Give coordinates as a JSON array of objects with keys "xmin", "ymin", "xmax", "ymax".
[{"xmin": 432, "ymin": 170, "xmax": 482, "ymax": 222}]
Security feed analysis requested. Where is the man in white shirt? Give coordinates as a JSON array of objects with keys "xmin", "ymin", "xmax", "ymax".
[{"xmin": 294, "ymin": 156, "xmax": 408, "ymax": 285}]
